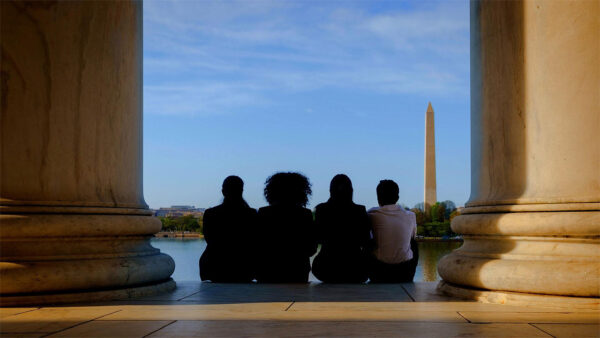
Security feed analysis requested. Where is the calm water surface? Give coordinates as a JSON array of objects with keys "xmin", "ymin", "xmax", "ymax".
[{"xmin": 151, "ymin": 238, "xmax": 462, "ymax": 282}]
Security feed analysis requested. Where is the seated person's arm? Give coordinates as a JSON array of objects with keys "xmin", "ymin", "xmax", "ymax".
[
  {"xmin": 202, "ymin": 210, "xmax": 212, "ymax": 244},
  {"xmin": 313, "ymin": 207, "xmax": 324, "ymax": 245},
  {"xmin": 305, "ymin": 209, "xmax": 318, "ymax": 257},
  {"xmin": 360, "ymin": 207, "xmax": 374, "ymax": 251},
  {"xmin": 363, "ymin": 210, "xmax": 376, "ymax": 252},
  {"xmin": 411, "ymin": 213, "xmax": 417, "ymax": 238}
]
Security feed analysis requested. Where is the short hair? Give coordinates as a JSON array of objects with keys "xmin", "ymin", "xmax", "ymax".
[
  {"xmin": 376, "ymin": 179, "xmax": 399, "ymax": 206},
  {"xmin": 264, "ymin": 172, "xmax": 312, "ymax": 207}
]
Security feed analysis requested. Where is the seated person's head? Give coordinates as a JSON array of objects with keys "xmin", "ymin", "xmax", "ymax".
[
  {"xmin": 222, "ymin": 175, "xmax": 247, "ymax": 206},
  {"xmin": 376, "ymin": 179, "xmax": 399, "ymax": 206},
  {"xmin": 264, "ymin": 172, "xmax": 312, "ymax": 207},
  {"xmin": 329, "ymin": 174, "xmax": 353, "ymax": 203}
]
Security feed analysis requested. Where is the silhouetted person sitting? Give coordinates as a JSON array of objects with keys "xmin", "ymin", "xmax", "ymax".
[
  {"xmin": 255, "ymin": 172, "xmax": 317, "ymax": 283},
  {"xmin": 312, "ymin": 174, "xmax": 371, "ymax": 283},
  {"xmin": 367, "ymin": 180, "xmax": 419, "ymax": 283},
  {"xmin": 200, "ymin": 176, "xmax": 257, "ymax": 282}
]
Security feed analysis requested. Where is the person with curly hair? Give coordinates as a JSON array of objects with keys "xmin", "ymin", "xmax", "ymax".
[
  {"xmin": 255, "ymin": 172, "xmax": 317, "ymax": 282},
  {"xmin": 312, "ymin": 174, "xmax": 372, "ymax": 283},
  {"xmin": 199, "ymin": 176, "xmax": 257, "ymax": 282}
]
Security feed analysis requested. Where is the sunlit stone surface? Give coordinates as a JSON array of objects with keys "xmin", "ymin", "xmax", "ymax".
[
  {"xmin": 438, "ymin": 0, "xmax": 600, "ymax": 304},
  {"xmin": 0, "ymin": 1, "xmax": 174, "ymax": 305},
  {"xmin": 0, "ymin": 282, "xmax": 597, "ymax": 337}
]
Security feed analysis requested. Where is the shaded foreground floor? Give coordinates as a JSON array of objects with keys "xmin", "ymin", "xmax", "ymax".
[{"xmin": 1, "ymin": 282, "xmax": 598, "ymax": 337}]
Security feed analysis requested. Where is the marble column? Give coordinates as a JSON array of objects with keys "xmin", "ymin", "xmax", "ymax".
[
  {"xmin": 424, "ymin": 102, "xmax": 437, "ymax": 210},
  {"xmin": 438, "ymin": 0, "xmax": 599, "ymax": 307},
  {"xmin": 1, "ymin": 1, "xmax": 175, "ymax": 305}
]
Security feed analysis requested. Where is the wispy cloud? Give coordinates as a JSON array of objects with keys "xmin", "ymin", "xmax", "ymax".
[
  {"xmin": 143, "ymin": 0, "xmax": 469, "ymax": 116},
  {"xmin": 145, "ymin": 83, "xmax": 268, "ymax": 116}
]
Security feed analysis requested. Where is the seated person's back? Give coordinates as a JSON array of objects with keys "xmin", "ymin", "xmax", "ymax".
[
  {"xmin": 200, "ymin": 176, "xmax": 257, "ymax": 282},
  {"xmin": 312, "ymin": 174, "xmax": 371, "ymax": 283},
  {"xmin": 254, "ymin": 172, "xmax": 317, "ymax": 283},
  {"xmin": 367, "ymin": 180, "xmax": 418, "ymax": 283},
  {"xmin": 369, "ymin": 204, "xmax": 415, "ymax": 264}
]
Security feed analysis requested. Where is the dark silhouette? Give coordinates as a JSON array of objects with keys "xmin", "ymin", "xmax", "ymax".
[
  {"xmin": 255, "ymin": 172, "xmax": 317, "ymax": 283},
  {"xmin": 312, "ymin": 174, "xmax": 372, "ymax": 283},
  {"xmin": 367, "ymin": 180, "xmax": 419, "ymax": 283},
  {"xmin": 377, "ymin": 180, "xmax": 400, "ymax": 206},
  {"xmin": 199, "ymin": 176, "xmax": 257, "ymax": 282}
]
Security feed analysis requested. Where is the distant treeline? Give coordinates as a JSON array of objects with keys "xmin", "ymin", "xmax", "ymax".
[
  {"xmin": 157, "ymin": 200, "xmax": 459, "ymax": 238},
  {"xmin": 409, "ymin": 200, "xmax": 459, "ymax": 238},
  {"xmin": 158, "ymin": 215, "xmax": 203, "ymax": 233}
]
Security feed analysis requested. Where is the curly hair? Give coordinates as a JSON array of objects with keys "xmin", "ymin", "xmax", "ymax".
[{"xmin": 264, "ymin": 172, "xmax": 312, "ymax": 207}]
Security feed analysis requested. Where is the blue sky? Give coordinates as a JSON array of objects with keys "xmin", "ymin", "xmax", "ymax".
[{"xmin": 143, "ymin": 0, "xmax": 470, "ymax": 210}]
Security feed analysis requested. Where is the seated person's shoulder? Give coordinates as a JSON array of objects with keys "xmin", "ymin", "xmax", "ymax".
[
  {"xmin": 315, "ymin": 203, "xmax": 328, "ymax": 212},
  {"xmin": 242, "ymin": 208, "xmax": 257, "ymax": 220},
  {"xmin": 257, "ymin": 206, "xmax": 271, "ymax": 214},
  {"xmin": 404, "ymin": 209, "xmax": 417, "ymax": 220},
  {"xmin": 353, "ymin": 203, "xmax": 367, "ymax": 213},
  {"xmin": 367, "ymin": 206, "xmax": 380, "ymax": 214},
  {"xmin": 404, "ymin": 208, "xmax": 416, "ymax": 216},
  {"xmin": 204, "ymin": 206, "xmax": 219, "ymax": 216},
  {"xmin": 302, "ymin": 207, "xmax": 314, "ymax": 218}
]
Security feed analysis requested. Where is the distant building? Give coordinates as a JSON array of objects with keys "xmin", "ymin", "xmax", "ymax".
[
  {"xmin": 154, "ymin": 205, "xmax": 205, "ymax": 218},
  {"xmin": 171, "ymin": 205, "xmax": 195, "ymax": 210}
]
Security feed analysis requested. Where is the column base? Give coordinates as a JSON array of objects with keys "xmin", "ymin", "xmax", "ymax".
[
  {"xmin": 437, "ymin": 281, "xmax": 600, "ymax": 310},
  {"xmin": 0, "ymin": 279, "xmax": 176, "ymax": 307}
]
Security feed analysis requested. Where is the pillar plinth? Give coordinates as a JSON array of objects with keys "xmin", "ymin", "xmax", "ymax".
[
  {"xmin": 1, "ymin": 1, "xmax": 175, "ymax": 305},
  {"xmin": 438, "ymin": 0, "xmax": 599, "ymax": 307}
]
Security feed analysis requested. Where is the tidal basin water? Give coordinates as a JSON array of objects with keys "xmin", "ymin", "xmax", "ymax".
[{"xmin": 151, "ymin": 238, "xmax": 462, "ymax": 282}]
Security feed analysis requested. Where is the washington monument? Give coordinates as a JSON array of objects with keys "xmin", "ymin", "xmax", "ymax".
[{"xmin": 424, "ymin": 102, "xmax": 437, "ymax": 210}]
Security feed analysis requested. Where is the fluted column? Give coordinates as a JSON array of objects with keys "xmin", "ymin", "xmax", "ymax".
[
  {"xmin": 1, "ymin": 1, "xmax": 175, "ymax": 305},
  {"xmin": 438, "ymin": 0, "xmax": 599, "ymax": 306}
]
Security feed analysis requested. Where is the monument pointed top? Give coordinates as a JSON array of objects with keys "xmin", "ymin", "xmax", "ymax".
[{"xmin": 427, "ymin": 102, "xmax": 434, "ymax": 113}]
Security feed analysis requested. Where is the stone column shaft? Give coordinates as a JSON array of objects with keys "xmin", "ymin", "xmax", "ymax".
[
  {"xmin": 438, "ymin": 0, "xmax": 599, "ymax": 305},
  {"xmin": 1, "ymin": 0, "xmax": 174, "ymax": 305}
]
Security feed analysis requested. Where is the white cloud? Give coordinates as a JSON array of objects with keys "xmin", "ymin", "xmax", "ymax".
[
  {"xmin": 145, "ymin": 83, "xmax": 268, "ymax": 116},
  {"xmin": 143, "ymin": 0, "xmax": 469, "ymax": 116}
]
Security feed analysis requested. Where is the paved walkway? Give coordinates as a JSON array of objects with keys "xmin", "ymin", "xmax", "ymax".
[{"xmin": 1, "ymin": 282, "xmax": 598, "ymax": 337}]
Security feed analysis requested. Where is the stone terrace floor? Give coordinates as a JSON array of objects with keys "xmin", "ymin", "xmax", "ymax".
[{"xmin": 1, "ymin": 282, "xmax": 598, "ymax": 337}]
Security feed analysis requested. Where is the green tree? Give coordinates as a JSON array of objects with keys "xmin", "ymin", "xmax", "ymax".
[
  {"xmin": 413, "ymin": 202, "xmax": 425, "ymax": 211},
  {"xmin": 411, "ymin": 208, "xmax": 426, "ymax": 226},
  {"xmin": 441, "ymin": 200, "xmax": 457, "ymax": 220},
  {"xmin": 178, "ymin": 215, "xmax": 201, "ymax": 232},
  {"xmin": 159, "ymin": 216, "xmax": 176, "ymax": 232},
  {"xmin": 430, "ymin": 202, "xmax": 446, "ymax": 222},
  {"xmin": 158, "ymin": 215, "xmax": 203, "ymax": 233}
]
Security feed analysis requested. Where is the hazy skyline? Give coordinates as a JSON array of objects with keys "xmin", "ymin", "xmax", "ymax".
[{"xmin": 143, "ymin": 0, "xmax": 470, "ymax": 210}]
